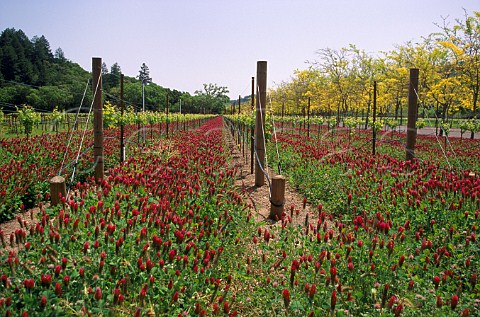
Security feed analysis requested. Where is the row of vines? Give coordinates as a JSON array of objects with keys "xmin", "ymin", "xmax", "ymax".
[{"xmin": 1, "ymin": 115, "xmax": 479, "ymax": 316}]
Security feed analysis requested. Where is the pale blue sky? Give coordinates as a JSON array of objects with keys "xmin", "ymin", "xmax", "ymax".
[{"xmin": 0, "ymin": 1, "xmax": 478, "ymax": 99}]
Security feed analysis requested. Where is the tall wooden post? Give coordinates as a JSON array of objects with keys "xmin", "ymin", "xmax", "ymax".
[
  {"xmin": 92, "ymin": 57, "xmax": 104, "ymax": 182},
  {"xmin": 406, "ymin": 68, "xmax": 419, "ymax": 161},
  {"xmin": 238, "ymin": 95, "xmax": 242, "ymax": 145},
  {"xmin": 120, "ymin": 73, "xmax": 125, "ymax": 162},
  {"xmin": 307, "ymin": 97, "xmax": 311, "ymax": 137},
  {"xmin": 400, "ymin": 106, "xmax": 403, "ymax": 126},
  {"xmin": 250, "ymin": 77, "xmax": 255, "ymax": 174},
  {"xmin": 243, "ymin": 125, "xmax": 246, "ymax": 159},
  {"xmin": 251, "ymin": 77, "xmax": 255, "ymax": 111},
  {"xmin": 250, "ymin": 126, "xmax": 254, "ymax": 174},
  {"xmin": 372, "ymin": 81, "xmax": 377, "ymax": 155},
  {"xmin": 255, "ymin": 61, "xmax": 267, "ymax": 186},
  {"xmin": 166, "ymin": 95, "xmax": 169, "ymax": 138}
]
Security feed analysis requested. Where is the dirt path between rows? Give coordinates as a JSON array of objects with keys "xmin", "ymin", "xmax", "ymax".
[{"xmin": 224, "ymin": 127, "xmax": 313, "ymax": 228}]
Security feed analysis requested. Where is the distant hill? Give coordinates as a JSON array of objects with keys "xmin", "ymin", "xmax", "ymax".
[
  {"xmin": 0, "ymin": 28, "xmax": 90, "ymax": 112},
  {"xmin": 230, "ymin": 95, "xmax": 253, "ymax": 104},
  {"xmin": 0, "ymin": 28, "xmax": 229, "ymax": 114},
  {"xmin": 0, "ymin": 28, "xmax": 186, "ymax": 114}
]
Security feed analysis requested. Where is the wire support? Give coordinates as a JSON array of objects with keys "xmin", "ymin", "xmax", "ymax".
[
  {"xmin": 58, "ymin": 79, "xmax": 90, "ymax": 176},
  {"xmin": 67, "ymin": 73, "xmax": 101, "ymax": 197},
  {"xmin": 257, "ymin": 84, "xmax": 269, "ymax": 179},
  {"xmin": 412, "ymin": 86, "xmax": 452, "ymax": 169},
  {"xmin": 268, "ymin": 92, "xmax": 282, "ymax": 174}
]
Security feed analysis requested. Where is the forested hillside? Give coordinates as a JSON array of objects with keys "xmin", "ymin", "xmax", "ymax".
[
  {"xmin": 0, "ymin": 28, "xmax": 89, "ymax": 112},
  {"xmin": 0, "ymin": 28, "xmax": 229, "ymax": 114}
]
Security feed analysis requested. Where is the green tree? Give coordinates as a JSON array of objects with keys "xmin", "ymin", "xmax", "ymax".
[
  {"xmin": 54, "ymin": 47, "xmax": 66, "ymax": 62},
  {"xmin": 138, "ymin": 63, "xmax": 152, "ymax": 85},
  {"xmin": 31, "ymin": 35, "xmax": 53, "ymax": 85},
  {"xmin": 109, "ymin": 62, "xmax": 121, "ymax": 88},
  {"xmin": 0, "ymin": 28, "xmax": 35, "ymax": 84},
  {"xmin": 194, "ymin": 83, "xmax": 229, "ymax": 114}
]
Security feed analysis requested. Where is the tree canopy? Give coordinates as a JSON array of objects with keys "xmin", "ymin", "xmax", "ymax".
[
  {"xmin": 193, "ymin": 84, "xmax": 230, "ymax": 114},
  {"xmin": 0, "ymin": 28, "xmax": 90, "ymax": 112},
  {"xmin": 268, "ymin": 10, "xmax": 480, "ymax": 137}
]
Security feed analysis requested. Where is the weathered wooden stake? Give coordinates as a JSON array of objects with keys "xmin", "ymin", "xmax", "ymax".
[
  {"xmin": 307, "ymin": 97, "xmax": 311, "ymax": 138},
  {"xmin": 251, "ymin": 77, "xmax": 255, "ymax": 110},
  {"xmin": 92, "ymin": 57, "xmax": 104, "ymax": 182},
  {"xmin": 238, "ymin": 95, "xmax": 242, "ymax": 145},
  {"xmin": 166, "ymin": 95, "xmax": 169, "ymax": 138},
  {"xmin": 120, "ymin": 73, "xmax": 125, "ymax": 162},
  {"xmin": 250, "ymin": 126, "xmax": 254, "ymax": 174},
  {"xmin": 255, "ymin": 61, "xmax": 267, "ymax": 186},
  {"xmin": 269, "ymin": 175, "xmax": 286, "ymax": 219},
  {"xmin": 250, "ymin": 77, "xmax": 255, "ymax": 174},
  {"xmin": 50, "ymin": 176, "xmax": 66, "ymax": 206},
  {"xmin": 243, "ymin": 125, "xmax": 246, "ymax": 160},
  {"xmin": 372, "ymin": 81, "xmax": 377, "ymax": 155},
  {"xmin": 406, "ymin": 68, "xmax": 419, "ymax": 161}
]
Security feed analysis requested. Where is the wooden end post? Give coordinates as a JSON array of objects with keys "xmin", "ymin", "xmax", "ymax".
[
  {"xmin": 166, "ymin": 95, "xmax": 169, "ymax": 138},
  {"xmin": 50, "ymin": 176, "xmax": 66, "ymax": 206},
  {"xmin": 406, "ymin": 68, "xmax": 419, "ymax": 161},
  {"xmin": 270, "ymin": 175, "xmax": 286, "ymax": 220},
  {"xmin": 250, "ymin": 126, "xmax": 254, "ymax": 174},
  {"xmin": 372, "ymin": 81, "xmax": 377, "ymax": 155},
  {"xmin": 92, "ymin": 57, "xmax": 104, "ymax": 182},
  {"xmin": 251, "ymin": 77, "xmax": 255, "ymax": 111},
  {"xmin": 255, "ymin": 61, "xmax": 267, "ymax": 186},
  {"xmin": 120, "ymin": 73, "xmax": 125, "ymax": 162},
  {"xmin": 307, "ymin": 97, "xmax": 311, "ymax": 138}
]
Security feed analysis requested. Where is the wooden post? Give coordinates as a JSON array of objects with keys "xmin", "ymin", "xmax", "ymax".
[
  {"xmin": 250, "ymin": 77, "xmax": 255, "ymax": 172},
  {"xmin": 372, "ymin": 81, "xmax": 377, "ymax": 155},
  {"xmin": 243, "ymin": 125, "xmax": 246, "ymax": 159},
  {"xmin": 166, "ymin": 95, "xmax": 169, "ymax": 138},
  {"xmin": 50, "ymin": 176, "xmax": 66, "ymax": 206},
  {"xmin": 406, "ymin": 68, "xmax": 419, "ymax": 161},
  {"xmin": 255, "ymin": 61, "xmax": 267, "ymax": 186},
  {"xmin": 400, "ymin": 106, "xmax": 403, "ymax": 126},
  {"xmin": 237, "ymin": 95, "xmax": 242, "ymax": 145},
  {"xmin": 251, "ymin": 77, "xmax": 255, "ymax": 111},
  {"xmin": 92, "ymin": 57, "xmax": 104, "ymax": 182},
  {"xmin": 307, "ymin": 97, "xmax": 311, "ymax": 138},
  {"xmin": 120, "ymin": 73, "xmax": 125, "ymax": 162},
  {"xmin": 270, "ymin": 175, "xmax": 286, "ymax": 220},
  {"xmin": 250, "ymin": 126, "xmax": 254, "ymax": 174}
]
